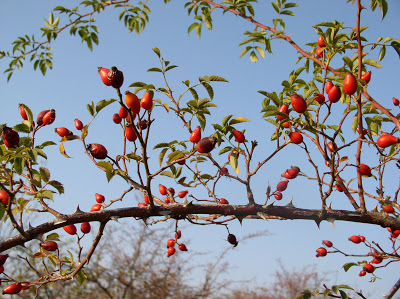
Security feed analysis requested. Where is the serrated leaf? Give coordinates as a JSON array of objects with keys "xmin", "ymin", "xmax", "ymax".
[
  {"xmin": 13, "ymin": 157, "xmax": 24, "ymax": 174},
  {"xmin": 219, "ymin": 146, "xmax": 232, "ymax": 155},
  {"xmin": 230, "ymin": 152, "xmax": 238, "ymax": 174},
  {"xmin": 229, "ymin": 116, "xmax": 250, "ymax": 125},
  {"xmin": 352, "ymin": 116, "xmax": 358, "ymax": 133},
  {"xmin": 39, "ymin": 167, "xmax": 50, "ymax": 183},
  {"xmin": 249, "ymin": 51, "xmax": 258, "ymax": 62},
  {"xmin": 33, "ymin": 252, "xmax": 46, "ymax": 258},
  {"xmin": 48, "ymin": 180, "xmax": 64, "ymax": 194},
  {"xmin": 208, "ymin": 75, "xmax": 228, "ymax": 82},
  {"xmin": 129, "ymin": 81, "xmax": 147, "ymax": 88},
  {"xmin": 201, "ymin": 82, "xmax": 214, "ymax": 100},
  {"xmin": 167, "ymin": 151, "xmax": 185, "ymax": 164},
  {"xmin": 36, "ymin": 190, "xmax": 53, "ymax": 200},
  {"xmin": 125, "ymin": 153, "xmax": 142, "ymax": 161},
  {"xmin": 222, "ymin": 115, "xmax": 233, "ymax": 127},
  {"xmin": 363, "ymin": 59, "xmax": 381, "ymax": 68}
]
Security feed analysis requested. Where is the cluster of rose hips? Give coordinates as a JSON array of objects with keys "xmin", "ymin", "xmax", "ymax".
[
  {"xmin": 0, "ymin": 254, "xmax": 30, "ymax": 294},
  {"xmin": 315, "ymin": 229, "xmax": 400, "ymax": 278},
  {"xmin": 271, "ymin": 166, "xmax": 301, "ymax": 201},
  {"xmin": 166, "ymin": 230, "xmax": 187, "ymax": 257},
  {"xmin": 154, "ymin": 184, "xmax": 188, "ymax": 205}
]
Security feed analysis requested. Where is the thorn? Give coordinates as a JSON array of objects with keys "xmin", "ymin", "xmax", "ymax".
[
  {"xmin": 327, "ymin": 202, "xmax": 332, "ymax": 210},
  {"xmin": 159, "ymin": 210, "xmax": 171, "ymax": 216},
  {"xmin": 371, "ymin": 204, "xmax": 379, "ymax": 212},
  {"xmin": 141, "ymin": 217, "xmax": 148, "ymax": 226},
  {"xmin": 263, "ymin": 202, "xmax": 274, "ymax": 208},
  {"xmin": 285, "ymin": 198, "xmax": 295, "ymax": 208},
  {"xmin": 54, "ymin": 218, "xmax": 67, "ymax": 225},
  {"xmin": 73, "ymin": 205, "xmax": 84, "ymax": 215},
  {"xmin": 110, "ymin": 216, "xmax": 120, "ymax": 223},
  {"xmin": 327, "ymin": 218, "xmax": 335, "ymax": 228},
  {"xmin": 236, "ymin": 216, "xmax": 244, "ymax": 225},
  {"xmin": 257, "ymin": 212, "xmax": 269, "ymax": 220},
  {"xmin": 314, "ymin": 219, "xmax": 321, "ymax": 228},
  {"xmin": 28, "ymin": 222, "xmax": 34, "ymax": 230}
]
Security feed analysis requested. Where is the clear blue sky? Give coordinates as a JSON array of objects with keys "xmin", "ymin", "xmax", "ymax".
[{"xmin": 1, "ymin": 0, "xmax": 400, "ymax": 297}]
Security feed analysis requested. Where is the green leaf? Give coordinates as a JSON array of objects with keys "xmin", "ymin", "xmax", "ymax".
[
  {"xmin": 46, "ymin": 233, "xmax": 60, "ymax": 241},
  {"xmin": 154, "ymin": 142, "xmax": 170, "ymax": 150},
  {"xmin": 159, "ymin": 148, "xmax": 168, "ymax": 166},
  {"xmin": 391, "ymin": 41, "xmax": 400, "ymax": 59},
  {"xmin": 12, "ymin": 124, "xmax": 30, "ymax": 133},
  {"xmin": 48, "ymin": 180, "xmax": 64, "ymax": 194},
  {"xmin": 0, "ymin": 204, "xmax": 5, "ymax": 221},
  {"xmin": 208, "ymin": 75, "xmax": 228, "ymax": 82},
  {"xmin": 249, "ymin": 51, "xmax": 258, "ymax": 62},
  {"xmin": 167, "ymin": 151, "xmax": 185, "ymax": 164},
  {"xmin": 124, "ymin": 153, "xmax": 142, "ymax": 161},
  {"xmin": 160, "ymin": 171, "xmax": 174, "ymax": 178},
  {"xmin": 201, "ymin": 82, "xmax": 214, "ymax": 100},
  {"xmin": 36, "ymin": 190, "xmax": 54, "ymax": 200},
  {"xmin": 129, "ymin": 81, "xmax": 147, "ymax": 88},
  {"xmin": 230, "ymin": 152, "xmax": 239, "ymax": 175},
  {"xmin": 13, "ymin": 157, "xmax": 24, "ymax": 175},
  {"xmin": 96, "ymin": 161, "xmax": 114, "ymax": 182},
  {"xmin": 39, "ymin": 167, "xmax": 50, "ymax": 183},
  {"xmin": 339, "ymin": 290, "xmax": 348, "ymax": 299},
  {"xmin": 87, "ymin": 102, "xmax": 95, "ymax": 116},
  {"xmin": 153, "ymin": 47, "xmax": 161, "ymax": 58},
  {"xmin": 343, "ymin": 262, "xmax": 358, "ymax": 272},
  {"xmin": 59, "ymin": 141, "xmax": 71, "ymax": 158},
  {"xmin": 229, "ymin": 116, "xmax": 250, "ymax": 125},
  {"xmin": 363, "ymin": 59, "xmax": 382, "ymax": 68},
  {"xmin": 147, "ymin": 67, "xmax": 163, "ymax": 73},
  {"xmin": 351, "ymin": 116, "xmax": 358, "ymax": 133},
  {"xmin": 95, "ymin": 99, "xmax": 116, "ymax": 113},
  {"xmin": 222, "ymin": 115, "xmax": 233, "ymax": 127},
  {"xmin": 75, "ymin": 269, "xmax": 87, "ymax": 284}
]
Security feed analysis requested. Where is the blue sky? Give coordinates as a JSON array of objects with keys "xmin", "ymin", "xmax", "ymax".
[{"xmin": 1, "ymin": 0, "xmax": 400, "ymax": 296}]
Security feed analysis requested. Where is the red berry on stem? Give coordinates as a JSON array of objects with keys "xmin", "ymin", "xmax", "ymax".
[
  {"xmin": 2, "ymin": 126, "xmax": 20, "ymax": 148},
  {"xmin": 393, "ymin": 97, "xmax": 399, "ymax": 106},
  {"xmin": 81, "ymin": 222, "xmax": 91, "ymax": 234},
  {"xmin": 377, "ymin": 134, "xmax": 398, "ymax": 148},
  {"xmin": 291, "ymin": 93, "xmax": 307, "ymax": 113},
  {"xmin": 276, "ymin": 180, "xmax": 289, "ymax": 192},
  {"xmin": 328, "ymin": 85, "xmax": 342, "ymax": 103},
  {"xmin": 112, "ymin": 113, "xmax": 122, "ymax": 124},
  {"xmin": 42, "ymin": 109, "xmax": 56, "ymax": 125},
  {"xmin": 343, "ymin": 73, "xmax": 358, "ymax": 95},
  {"xmin": 87, "ymin": 143, "xmax": 108, "ymax": 160},
  {"xmin": 159, "ymin": 184, "xmax": 167, "ymax": 196},
  {"xmin": 144, "ymin": 194, "xmax": 150, "ymax": 204},
  {"xmin": 19, "ymin": 104, "xmax": 28, "ymax": 120},
  {"xmin": 316, "ymin": 46, "xmax": 324, "ymax": 58},
  {"xmin": 274, "ymin": 192, "xmax": 283, "ymax": 200},
  {"xmin": 0, "ymin": 190, "xmax": 10, "ymax": 206},
  {"xmin": 363, "ymin": 264, "xmax": 375, "ymax": 273},
  {"xmin": 36, "ymin": 110, "xmax": 50, "ymax": 126},
  {"xmin": 359, "ymin": 270, "xmax": 366, "ymax": 277},
  {"xmin": 325, "ymin": 81, "xmax": 334, "ymax": 94},
  {"xmin": 175, "ymin": 230, "xmax": 182, "ymax": 239},
  {"xmin": 277, "ymin": 104, "xmax": 289, "ymax": 121},
  {"xmin": 91, "ymin": 204, "xmax": 102, "ymax": 212},
  {"xmin": 107, "ymin": 66, "xmax": 124, "ymax": 89},
  {"xmin": 125, "ymin": 125, "xmax": 137, "ymax": 142},
  {"xmin": 361, "ymin": 72, "xmax": 371, "ymax": 85},
  {"xmin": 227, "ymin": 234, "xmax": 238, "ymax": 246},
  {"xmin": 178, "ymin": 190, "xmax": 188, "ymax": 198},
  {"xmin": 63, "ymin": 224, "xmax": 77, "ymax": 235},
  {"xmin": 119, "ymin": 106, "xmax": 128, "ymax": 119},
  {"xmin": 232, "ymin": 130, "xmax": 245, "ymax": 143},
  {"xmin": 167, "ymin": 187, "xmax": 175, "ymax": 196},
  {"xmin": 348, "ymin": 235, "xmax": 362, "ymax": 244},
  {"xmin": 289, "ymin": 132, "xmax": 303, "ymax": 144},
  {"xmin": 357, "ymin": 164, "xmax": 372, "ymax": 177},
  {"xmin": 167, "ymin": 239, "xmax": 175, "ymax": 247},
  {"xmin": 141, "ymin": 91, "xmax": 153, "ymax": 110},
  {"xmin": 55, "ymin": 127, "xmax": 71, "ymax": 138},
  {"xmin": 74, "ymin": 119, "xmax": 83, "ymax": 130},
  {"xmin": 125, "ymin": 91, "xmax": 141, "ymax": 115},
  {"xmin": 2, "ymin": 283, "xmax": 22, "ymax": 295},
  {"xmin": 316, "ymin": 247, "xmax": 327, "ymax": 257},
  {"xmin": 190, "ymin": 127, "xmax": 201, "ymax": 143},
  {"xmin": 219, "ymin": 198, "xmax": 229, "ymax": 204},
  {"xmin": 382, "ymin": 205, "xmax": 395, "ymax": 213},
  {"xmin": 0, "ymin": 254, "xmax": 8, "ymax": 267},
  {"xmin": 220, "ymin": 167, "xmax": 229, "ymax": 176},
  {"xmin": 196, "ymin": 137, "xmax": 217, "ymax": 154},
  {"xmin": 179, "ymin": 244, "xmax": 188, "ymax": 251},
  {"xmin": 318, "ymin": 35, "xmax": 325, "ymax": 47},
  {"xmin": 323, "ymin": 240, "xmax": 333, "ymax": 247},
  {"xmin": 41, "ymin": 240, "xmax": 58, "ymax": 251},
  {"xmin": 98, "ymin": 67, "xmax": 111, "ymax": 86},
  {"xmin": 167, "ymin": 246, "xmax": 176, "ymax": 257},
  {"xmin": 95, "ymin": 193, "xmax": 105, "ymax": 203},
  {"xmin": 314, "ymin": 93, "xmax": 325, "ymax": 105}
]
